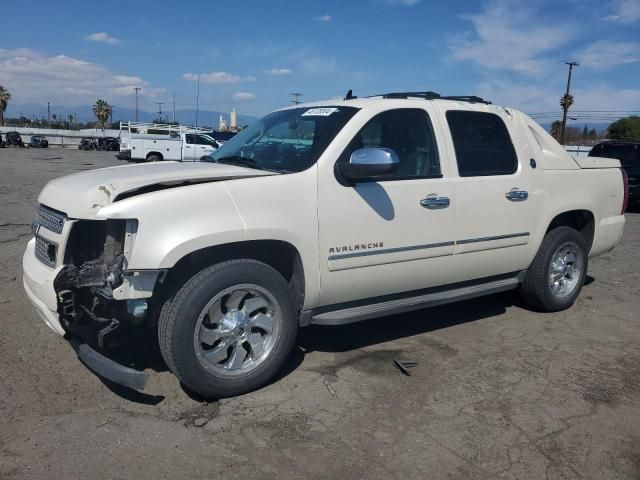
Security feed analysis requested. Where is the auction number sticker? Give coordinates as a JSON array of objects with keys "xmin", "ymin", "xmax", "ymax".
[{"xmin": 302, "ymin": 108, "xmax": 339, "ymax": 117}]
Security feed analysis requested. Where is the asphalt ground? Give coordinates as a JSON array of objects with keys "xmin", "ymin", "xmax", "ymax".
[{"xmin": 1, "ymin": 147, "xmax": 639, "ymax": 479}]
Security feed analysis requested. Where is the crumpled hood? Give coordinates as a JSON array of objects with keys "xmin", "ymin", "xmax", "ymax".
[{"xmin": 38, "ymin": 161, "xmax": 276, "ymax": 218}]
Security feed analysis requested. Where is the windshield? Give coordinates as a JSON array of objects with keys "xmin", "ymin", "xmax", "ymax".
[
  {"xmin": 208, "ymin": 106, "xmax": 359, "ymax": 172},
  {"xmin": 200, "ymin": 134, "xmax": 218, "ymax": 146}
]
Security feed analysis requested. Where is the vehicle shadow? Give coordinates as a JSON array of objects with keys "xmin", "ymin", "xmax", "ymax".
[
  {"xmin": 298, "ymin": 291, "xmax": 515, "ymax": 354},
  {"xmin": 78, "ymin": 277, "xmax": 600, "ymax": 404},
  {"xmin": 67, "ymin": 325, "xmax": 168, "ymax": 405}
]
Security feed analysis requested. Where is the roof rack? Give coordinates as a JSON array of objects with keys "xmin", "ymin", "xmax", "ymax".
[
  {"xmin": 373, "ymin": 91, "xmax": 491, "ymax": 104},
  {"xmin": 119, "ymin": 121, "xmax": 212, "ymax": 135}
]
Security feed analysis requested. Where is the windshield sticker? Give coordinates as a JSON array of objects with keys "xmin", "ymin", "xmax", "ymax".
[{"xmin": 302, "ymin": 107, "xmax": 339, "ymax": 117}]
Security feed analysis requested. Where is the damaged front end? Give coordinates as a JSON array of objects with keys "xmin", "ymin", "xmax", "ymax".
[{"xmin": 51, "ymin": 218, "xmax": 164, "ymax": 390}]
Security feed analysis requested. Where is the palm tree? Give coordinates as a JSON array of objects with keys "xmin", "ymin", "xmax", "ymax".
[
  {"xmin": 0, "ymin": 86, "xmax": 11, "ymax": 127},
  {"xmin": 93, "ymin": 99, "xmax": 112, "ymax": 131},
  {"xmin": 560, "ymin": 94, "xmax": 574, "ymax": 111}
]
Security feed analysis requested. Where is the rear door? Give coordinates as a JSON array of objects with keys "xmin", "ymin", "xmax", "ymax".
[{"xmin": 440, "ymin": 108, "xmax": 534, "ymax": 283}]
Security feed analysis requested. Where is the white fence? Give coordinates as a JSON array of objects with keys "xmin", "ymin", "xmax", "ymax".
[{"xmin": 0, "ymin": 127, "xmax": 120, "ymax": 148}]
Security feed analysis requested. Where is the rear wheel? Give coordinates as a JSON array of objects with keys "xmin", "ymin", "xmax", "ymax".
[
  {"xmin": 158, "ymin": 259, "xmax": 298, "ymax": 398},
  {"xmin": 519, "ymin": 226, "xmax": 588, "ymax": 311},
  {"xmin": 146, "ymin": 154, "xmax": 162, "ymax": 162}
]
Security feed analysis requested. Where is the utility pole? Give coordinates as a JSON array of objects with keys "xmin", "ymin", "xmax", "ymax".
[
  {"xmin": 156, "ymin": 102, "xmax": 164, "ymax": 122},
  {"xmin": 47, "ymin": 102, "xmax": 51, "ymax": 127},
  {"xmin": 290, "ymin": 93, "xmax": 303, "ymax": 105},
  {"xmin": 560, "ymin": 61, "xmax": 579, "ymax": 145},
  {"xmin": 134, "ymin": 87, "xmax": 141, "ymax": 122},
  {"xmin": 172, "ymin": 92, "xmax": 176, "ymax": 123},
  {"xmin": 195, "ymin": 74, "xmax": 201, "ymax": 128}
]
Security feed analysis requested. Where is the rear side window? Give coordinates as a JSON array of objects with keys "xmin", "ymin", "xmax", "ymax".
[{"xmin": 446, "ymin": 111, "xmax": 518, "ymax": 177}]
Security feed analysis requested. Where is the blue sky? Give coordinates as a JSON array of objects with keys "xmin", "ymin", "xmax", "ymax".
[{"xmin": 1, "ymin": 0, "xmax": 639, "ymax": 123}]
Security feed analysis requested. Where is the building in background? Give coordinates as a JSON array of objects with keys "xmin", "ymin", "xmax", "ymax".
[
  {"xmin": 230, "ymin": 108, "xmax": 237, "ymax": 130},
  {"xmin": 218, "ymin": 108, "xmax": 241, "ymax": 133},
  {"xmin": 218, "ymin": 115, "xmax": 228, "ymax": 132}
]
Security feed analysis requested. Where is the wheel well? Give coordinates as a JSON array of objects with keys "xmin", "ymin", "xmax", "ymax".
[
  {"xmin": 157, "ymin": 240, "xmax": 305, "ymax": 313},
  {"xmin": 546, "ymin": 210, "xmax": 595, "ymax": 251},
  {"xmin": 146, "ymin": 151, "xmax": 163, "ymax": 160}
]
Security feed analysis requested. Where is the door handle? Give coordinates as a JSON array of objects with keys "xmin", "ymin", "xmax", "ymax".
[
  {"xmin": 420, "ymin": 196, "xmax": 450, "ymax": 209},
  {"xmin": 505, "ymin": 188, "xmax": 528, "ymax": 201}
]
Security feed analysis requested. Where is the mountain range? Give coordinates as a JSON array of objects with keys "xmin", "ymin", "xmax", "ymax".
[{"xmin": 5, "ymin": 103, "xmax": 258, "ymax": 128}]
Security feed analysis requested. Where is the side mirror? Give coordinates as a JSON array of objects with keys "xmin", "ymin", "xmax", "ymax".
[{"xmin": 337, "ymin": 147, "xmax": 399, "ymax": 182}]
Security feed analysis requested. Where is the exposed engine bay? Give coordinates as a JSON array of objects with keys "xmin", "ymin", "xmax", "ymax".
[{"xmin": 51, "ymin": 219, "xmax": 161, "ymax": 348}]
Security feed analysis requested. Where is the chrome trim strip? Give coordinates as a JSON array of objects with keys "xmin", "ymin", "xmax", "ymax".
[
  {"xmin": 456, "ymin": 232, "xmax": 530, "ymax": 245},
  {"xmin": 328, "ymin": 232, "xmax": 530, "ymax": 261},
  {"xmin": 35, "ymin": 204, "xmax": 67, "ymax": 234},
  {"xmin": 34, "ymin": 235, "xmax": 58, "ymax": 267},
  {"xmin": 328, "ymin": 241, "xmax": 455, "ymax": 261}
]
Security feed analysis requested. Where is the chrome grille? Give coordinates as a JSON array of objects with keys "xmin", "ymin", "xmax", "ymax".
[
  {"xmin": 35, "ymin": 236, "xmax": 57, "ymax": 267},
  {"xmin": 35, "ymin": 204, "xmax": 66, "ymax": 234}
]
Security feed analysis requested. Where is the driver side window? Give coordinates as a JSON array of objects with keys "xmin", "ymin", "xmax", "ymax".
[{"xmin": 339, "ymin": 108, "xmax": 441, "ymax": 179}]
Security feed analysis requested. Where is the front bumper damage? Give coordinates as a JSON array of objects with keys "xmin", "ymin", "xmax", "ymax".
[{"xmin": 23, "ymin": 215, "xmax": 164, "ymax": 391}]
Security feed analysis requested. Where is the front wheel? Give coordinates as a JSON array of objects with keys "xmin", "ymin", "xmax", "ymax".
[
  {"xmin": 158, "ymin": 260, "xmax": 298, "ymax": 398},
  {"xmin": 519, "ymin": 226, "xmax": 588, "ymax": 312}
]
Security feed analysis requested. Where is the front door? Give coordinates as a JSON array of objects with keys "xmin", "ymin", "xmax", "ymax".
[
  {"xmin": 317, "ymin": 106, "xmax": 457, "ymax": 306},
  {"xmin": 183, "ymin": 134, "xmax": 198, "ymax": 161}
]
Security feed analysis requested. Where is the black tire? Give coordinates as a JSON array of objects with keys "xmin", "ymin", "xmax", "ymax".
[
  {"xmin": 146, "ymin": 154, "xmax": 162, "ymax": 162},
  {"xmin": 158, "ymin": 259, "xmax": 298, "ymax": 398},
  {"xmin": 519, "ymin": 226, "xmax": 588, "ymax": 312}
]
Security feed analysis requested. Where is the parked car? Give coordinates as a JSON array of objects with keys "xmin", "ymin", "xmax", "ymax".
[
  {"xmin": 29, "ymin": 135, "xmax": 49, "ymax": 148},
  {"xmin": 589, "ymin": 141, "xmax": 639, "ymax": 207},
  {"xmin": 119, "ymin": 122, "xmax": 218, "ymax": 162},
  {"xmin": 23, "ymin": 91, "xmax": 627, "ymax": 399},
  {"xmin": 98, "ymin": 137, "xmax": 119, "ymax": 151},
  {"xmin": 5, "ymin": 131, "xmax": 24, "ymax": 147},
  {"xmin": 79, "ymin": 137, "xmax": 97, "ymax": 151}
]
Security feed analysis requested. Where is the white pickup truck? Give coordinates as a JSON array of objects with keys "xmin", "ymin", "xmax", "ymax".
[
  {"xmin": 119, "ymin": 122, "xmax": 219, "ymax": 162},
  {"xmin": 23, "ymin": 92, "xmax": 627, "ymax": 398}
]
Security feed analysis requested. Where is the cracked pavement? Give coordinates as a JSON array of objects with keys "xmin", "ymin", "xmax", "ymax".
[{"xmin": 1, "ymin": 148, "xmax": 639, "ymax": 479}]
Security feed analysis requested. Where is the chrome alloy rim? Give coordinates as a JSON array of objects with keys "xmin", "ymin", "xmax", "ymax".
[
  {"xmin": 193, "ymin": 284, "xmax": 282, "ymax": 378},
  {"xmin": 548, "ymin": 242, "xmax": 583, "ymax": 298}
]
